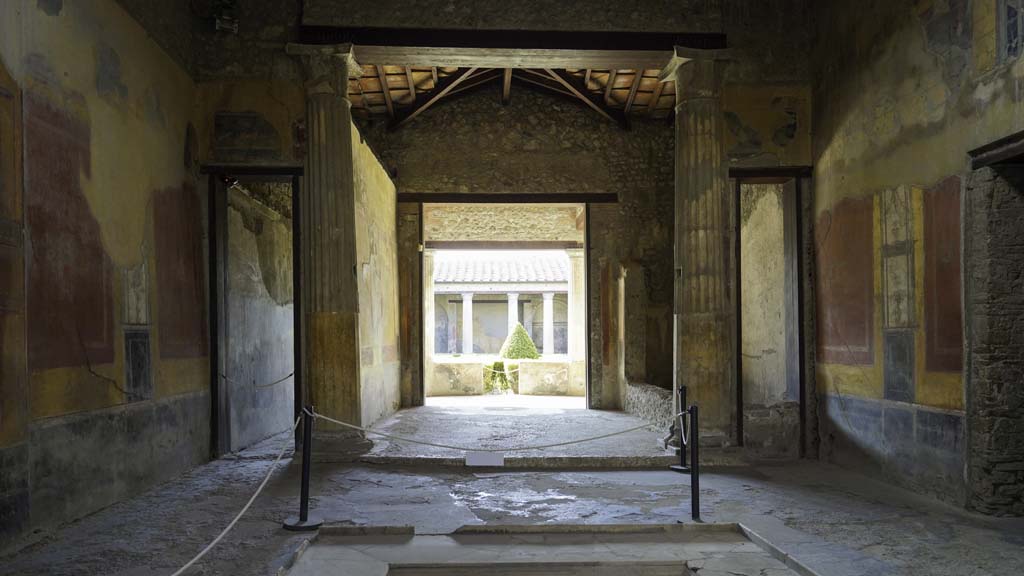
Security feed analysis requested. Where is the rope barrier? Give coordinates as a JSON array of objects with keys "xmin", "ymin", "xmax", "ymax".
[
  {"xmin": 311, "ymin": 408, "xmax": 655, "ymax": 453},
  {"xmin": 219, "ymin": 371, "xmax": 295, "ymax": 389},
  {"xmin": 169, "ymin": 415, "xmax": 302, "ymax": 576}
]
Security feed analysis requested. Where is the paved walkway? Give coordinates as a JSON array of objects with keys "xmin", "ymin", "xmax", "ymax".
[
  {"xmin": 4, "ymin": 430, "xmax": 1019, "ymax": 573},
  {"xmin": 3, "ymin": 432, "xmax": 1023, "ymax": 576},
  {"xmin": 362, "ymin": 395, "xmax": 676, "ymax": 467}
]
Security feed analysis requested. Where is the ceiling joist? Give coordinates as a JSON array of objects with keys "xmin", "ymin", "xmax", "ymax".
[{"xmin": 389, "ymin": 67, "xmax": 478, "ymax": 130}]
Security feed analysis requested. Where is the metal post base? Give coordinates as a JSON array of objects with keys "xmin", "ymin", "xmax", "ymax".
[
  {"xmin": 669, "ymin": 464, "xmax": 692, "ymax": 474},
  {"xmin": 283, "ymin": 515, "xmax": 323, "ymax": 531}
]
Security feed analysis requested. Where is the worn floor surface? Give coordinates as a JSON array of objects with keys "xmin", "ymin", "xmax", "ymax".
[
  {"xmin": 291, "ymin": 526, "xmax": 799, "ymax": 576},
  {"xmin": 2, "ymin": 432, "xmax": 1023, "ymax": 576},
  {"xmin": 363, "ymin": 398, "xmax": 676, "ymax": 467}
]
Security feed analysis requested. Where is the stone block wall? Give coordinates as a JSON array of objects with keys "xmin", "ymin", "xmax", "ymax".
[{"xmin": 965, "ymin": 166, "xmax": 1024, "ymax": 515}]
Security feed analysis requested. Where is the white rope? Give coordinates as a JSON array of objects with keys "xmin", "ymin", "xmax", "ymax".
[
  {"xmin": 311, "ymin": 408, "xmax": 655, "ymax": 453},
  {"xmin": 169, "ymin": 415, "xmax": 302, "ymax": 576}
]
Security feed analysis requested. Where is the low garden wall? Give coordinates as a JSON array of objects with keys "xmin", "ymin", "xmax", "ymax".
[{"xmin": 425, "ymin": 356, "xmax": 585, "ymax": 397}]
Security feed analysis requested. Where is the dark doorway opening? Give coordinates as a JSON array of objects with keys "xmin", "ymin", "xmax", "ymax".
[
  {"xmin": 203, "ymin": 165, "xmax": 302, "ymax": 457},
  {"xmin": 731, "ymin": 167, "xmax": 813, "ymax": 459}
]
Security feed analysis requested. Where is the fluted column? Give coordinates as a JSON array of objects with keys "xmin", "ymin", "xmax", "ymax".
[
  {"xmin": 668, "ymin": 48, "xmax": 734, "ymax": 438},
  {"xmin": 288, "ymin": 43, "xmax": 363, "ymax": 433}
]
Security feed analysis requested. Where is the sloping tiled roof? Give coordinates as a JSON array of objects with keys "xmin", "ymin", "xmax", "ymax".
[{"xmin": 434, "ymin": 252, "xmax": 569, "ymax": 284}]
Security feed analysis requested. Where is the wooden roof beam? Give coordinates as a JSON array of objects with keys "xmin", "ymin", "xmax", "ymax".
[
  {"xmin": 623, "ymin": 71, "xmax": 643, "ymax": 115},
  {"xmin": 510, "ymin": 71, "xmax": 575, "ymax": 99},
  {"xmin": 502, "ymin": 68, "xmax": 512, "ymax": 105},
  {"xmin": 545, "ymin": 69, "xmax": 629, "ymax": 129},
  {"xmin": 389, "ymin": 67, "xmax": 478, "ymax": 130},
  {"xmin": 647, "ymin": 79, "xmax": 665, "ymax": 117},
  {"xmin": 376, "ymin": 65, "xmax": 395, "ymax": 117}
]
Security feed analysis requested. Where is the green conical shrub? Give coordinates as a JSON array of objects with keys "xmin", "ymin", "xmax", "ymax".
[{"xmin": 499, "ymin": 322, "xmax": 540, "ymax": 360}]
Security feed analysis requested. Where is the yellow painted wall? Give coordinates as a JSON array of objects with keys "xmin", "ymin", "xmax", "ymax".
[
  {"xmin": 811, "ymin": 1, "xmax": 1010, "ymax": 411},
  {"xmin": 353, "ymin": 126, "xmax": 401, "ymax": 426},
  {"xmin": 0, "ymin": 0, "xmax": 204, "ymax": 421}
]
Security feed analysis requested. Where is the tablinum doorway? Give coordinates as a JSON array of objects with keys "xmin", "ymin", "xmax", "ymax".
[
  {"xmin": 204, "ymin": 165, "xmax": 302, "ymax": 457},
  {"xmin": 403, "ymin": 192, "xmax": 617, "ymax": 410}
]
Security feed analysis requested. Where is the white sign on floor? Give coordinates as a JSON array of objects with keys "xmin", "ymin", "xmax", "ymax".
[{"xmin": 465, "ymin": 451, "xmax": 505, "ymax": 467}]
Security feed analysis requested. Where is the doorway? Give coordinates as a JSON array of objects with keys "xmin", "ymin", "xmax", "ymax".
[
  {"xmin": 732, "ymin": 168, "xmax": 813, "ymax": 458},
  {"xmin": 420, "ymin": 203, "xmax": 588, "ymax": 410},
  {"xmin": 204, "ymin": 166, "xmax": 302, "ymax": 456}
]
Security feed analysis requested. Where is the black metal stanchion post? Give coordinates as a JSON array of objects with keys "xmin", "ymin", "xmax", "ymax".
[
  {"xmin": 284, "ymin": 406, "xmax": 322, "ymax": 531},
  {"xmin": 690, "ymin": 404, "xmax": 700, "ymax": 521}
]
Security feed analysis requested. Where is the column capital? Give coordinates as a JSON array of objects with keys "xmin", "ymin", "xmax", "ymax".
[
  {"xmin": 658, "ymin": 46, "xmax": 728, "ymax": 104},
  {"xmin": 461, "ymin": 292, "xmax": 474, "ymax": 300},
  {"xmin": 542, "ymin": 292, "xmax": 555, "ymax": 301},
  {"xmin": 286, "ymin": 43, "xmax": 362, "ymax": 97}
]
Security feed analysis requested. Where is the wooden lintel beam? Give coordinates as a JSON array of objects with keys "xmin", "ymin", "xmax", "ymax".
[
  {"xmin": 390, "ymin": 67, "xmax": 478, "ymax": 130},
  {"xmin": 502, "ymin": 68, "xmax": 512, "ymax": 105},
  {"xmin": 376, "ymin": 65, "xmax": 394, "ymax": 117},
  {"xmin": 647, "ymin": 80, "xmax": 665, "ymax": 117},
  {"xmin": 623, "ymin": 71, "xmax": 643, "ymax": 115},
  {"xmin": 545, "ymin": 68, "xmax": 629, "ymax": 129}
]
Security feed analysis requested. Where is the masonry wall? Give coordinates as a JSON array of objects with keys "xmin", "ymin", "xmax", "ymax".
[
  {"xmin": 964, "ymin": 166, "xmax": 1024, "ymax": 515},
  {"xmin": 354, "ymin": 129, "xmax": 402, "ymax": 427},
  {"xmin": 226, "ymin": 187, "xmax": 294, "ymax": 451},
  {"xmin": 811, "ymin": 0, "xmax": 1024, "ymax": 506},
  {"xmin": 0, "ymin": 0, "xmax": 209, "ymax": 545}
]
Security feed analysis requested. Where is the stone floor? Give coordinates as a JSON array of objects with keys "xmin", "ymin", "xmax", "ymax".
[
  {"xmin": 363, "ymin": 396, "xmax": 677, "ymax": 467},
  {"xmin": 290, "ymin": 525, "xmax": 799, "ymax": 575},
  {"xmin": 2, "ymin": 431, "xmax": 1023, "ymax": 576}
]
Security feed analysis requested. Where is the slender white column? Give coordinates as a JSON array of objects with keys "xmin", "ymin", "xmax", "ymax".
[
  {"xmin": 507, "ymin": 292, "xmax": 519, "ymax": 334},
  {"xmin": 543, "ymin": 292, "xmax": 555, "ymax": 355},
  {"xmin": 461, "ymin": 292, "xmax": 474, "ymax": 354}
]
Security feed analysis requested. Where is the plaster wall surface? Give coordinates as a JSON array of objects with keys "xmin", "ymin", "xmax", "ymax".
[
  {"xmin": 809, "ymin": 0, "xmax": 1024, "ymax": 505},
  {"xmin": 354, "ymin": 128, "xmax": 401, "ymax": 427},
  {"xmin": 226, "ymin": 188, "xmax": 295, "ymax": 452},
  {"xmin": 740, "ymin": 183, "xmax": 800, "ymax": 458},
  {"xmin": 0, "ymin": 0, "xmax": 210, "ymax": 544}
]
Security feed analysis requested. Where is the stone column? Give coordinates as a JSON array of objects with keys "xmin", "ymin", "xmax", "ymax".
[
  {"xmin": 287, "ymin": 43, "xmax": 363, "ymax": 433},
  {"xmin": 566, "ymin": 248, "xmax": 586, "ymax": 360},
  {"xmin": 507, "ymin": 292, "xmax": 519, "ymax": 334},
  {"xmin": 668, "ymin": 48, "xmax": 734, "ymax": 439},
  {"xmin": 461, "ymin": 292, "xmax": 474, "ymax": 354},
  {"xmin": 543, "ymin": 292, "xmax": 555, "ymax": 355}
]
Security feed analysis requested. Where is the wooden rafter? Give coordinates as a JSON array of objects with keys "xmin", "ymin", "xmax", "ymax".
[
  {"xmin": 447, "ymin": 69, "xmax": 504, "ymax": 98},
  {"xmin": 390, "ymin": 67, "xmax": 478, "ymax": 130},
  {"xmin": 647, "ymin": 80, "xmax": 666, "ymax": 117},
  {"xmin": 376, "ymin": 65, "xmax": 394, "ymax": 117},
  {"xmin": 502, "ymin": 68, "xmax": 512, "ymax": 105},
  {"xmin": 623, "ymin": 71, "xmax": 643, "ymax": 115},
  {"xmin": 545, "ymin": 69, "xmax": 628, "ymax": 129},
  {"xmin": 510, "ymin": 71, "xmax": 575, "ymax": 99},
  {"xmin": 405, "ymin": 67, "xmax": 417, "ymax": 99},
  {"xmin": 604, "ymin": 69, "xmax": 618, "ymax": 105}
]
